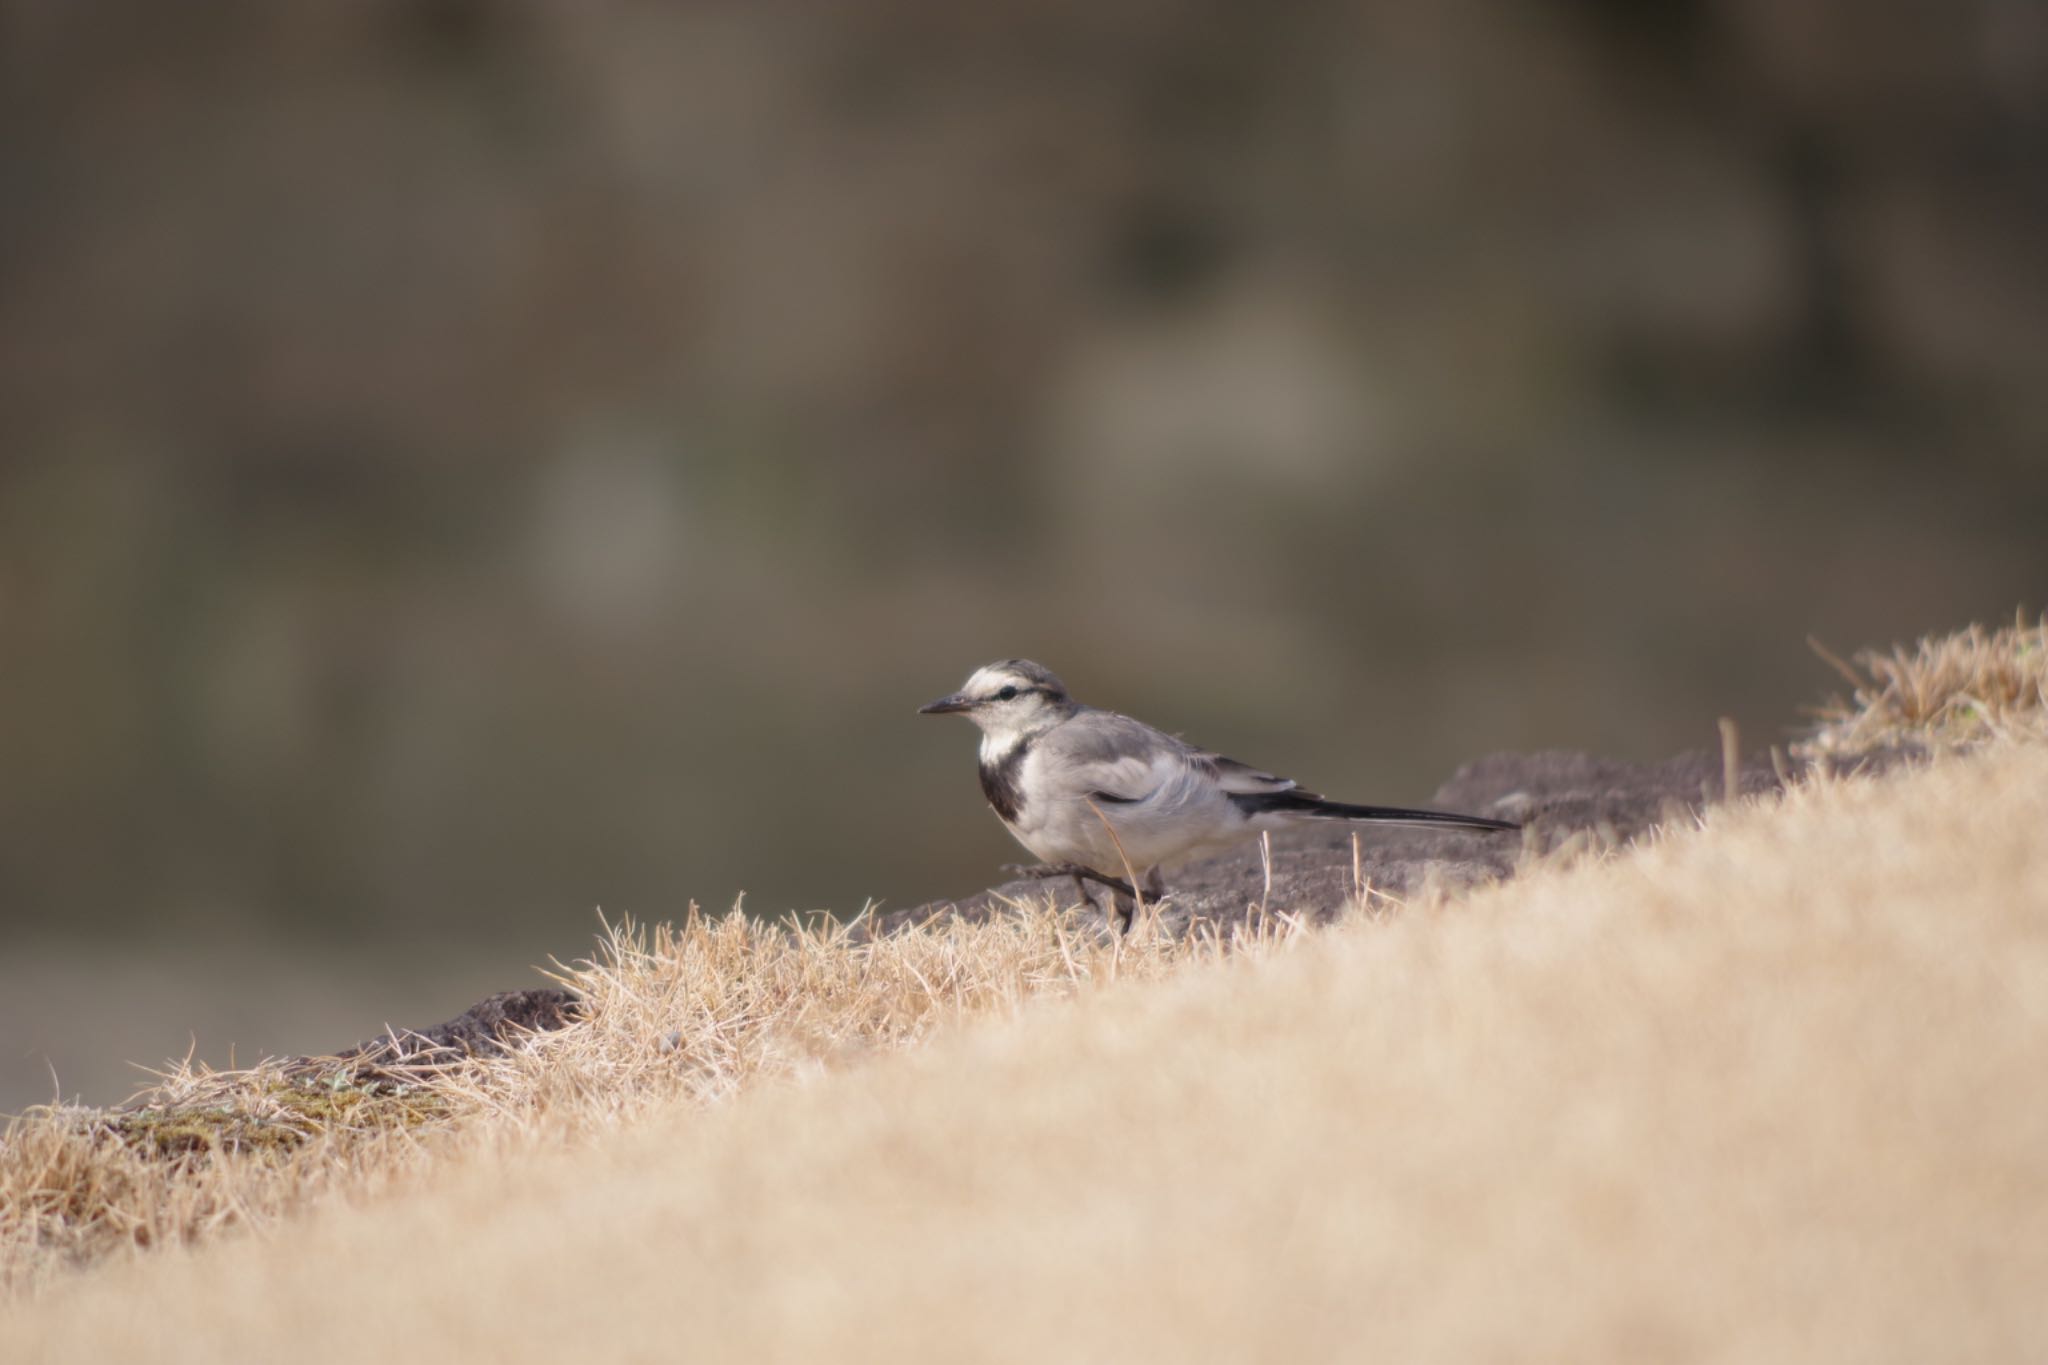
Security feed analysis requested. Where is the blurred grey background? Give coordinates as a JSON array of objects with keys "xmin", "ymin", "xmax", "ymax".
[{"xmin": 3, "ymin": 0, "xmax": 2045, "ymax": 1109}]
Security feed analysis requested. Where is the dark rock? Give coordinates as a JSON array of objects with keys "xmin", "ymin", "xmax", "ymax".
[
  {"xmin": 865, "ymin": 744, "xmax": 1920, "ymax": 939},
  {"xmin": 301, "ymin": 988, "xmax": 583, "ymax": 1084}
]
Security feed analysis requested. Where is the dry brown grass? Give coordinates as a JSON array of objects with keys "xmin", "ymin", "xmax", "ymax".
[
  {"xmin": 5, "ymin": 618, "xmax": 2045, "ymax": 1360},
  {"xmin": 0, "ymin": 1061, "xmax": 456, "ymax": 1294},
  {"xmin": 0, "ymin": 896, "xmax": 1297, "ymax": 1296},
  {"xmin": 1800, "ymin": 608, "xmax": 2047, "ymax": 757}
]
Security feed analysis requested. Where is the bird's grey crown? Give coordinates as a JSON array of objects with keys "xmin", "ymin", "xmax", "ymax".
[{"xmin": 984, "ymin": 658, "xmax": 1068, "ymax": 697}]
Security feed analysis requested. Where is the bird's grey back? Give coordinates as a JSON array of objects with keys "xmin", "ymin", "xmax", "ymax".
[
  {"xmin": 1036, "ymin": 707, "xmax": 1294, "ymax": 800},
  {"xmin": 1047, "ymin": 707, "xmax": 1190, "ymax": 767}
]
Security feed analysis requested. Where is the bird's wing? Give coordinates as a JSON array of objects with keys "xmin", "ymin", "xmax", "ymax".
[
  {"xmin": 1192, "ymin": 751, "xmax": 1301, "ymax": 796},
  {"xmin": 1036, "ymin": 710, "xmax": 1194, "ymax": 805}
]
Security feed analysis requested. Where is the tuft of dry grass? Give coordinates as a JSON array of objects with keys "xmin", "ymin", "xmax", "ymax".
[
  {"xmin": 0, "ymin": 1067, "xmax": 458, "ymax": 1294},
  {"xmin": 0, "ymin": 897, "xmax": 1302, "ymax": 1295},
  {"xmin": 454, "ymin": 904, "xmax": 1297, "ymax": 1129},
  {"xmin": 1800, "ymin": 609, "xmax": 2047, "ymax": 757}
]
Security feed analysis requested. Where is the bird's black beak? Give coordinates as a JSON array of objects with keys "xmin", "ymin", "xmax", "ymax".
[{"xmin": 918, "ymin": 692, "xmax": 974, "ymax": 715}]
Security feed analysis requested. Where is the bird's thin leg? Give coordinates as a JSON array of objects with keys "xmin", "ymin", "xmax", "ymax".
[
  {"xmin": 1116, "ymin": 868, "xmax": 1169, "ymax": 936},
  {"xmin": 1086, "ymin": 873, "xmax": 1138, "ymax": 937},
  {"xmin": 1002, "ymin": 862, "xmax": 1140, "ymax": 902}
]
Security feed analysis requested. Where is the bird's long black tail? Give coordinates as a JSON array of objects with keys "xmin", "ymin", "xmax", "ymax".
[{"xmin": 1229, "ymin": 790, "xmax": 1519, "ymax": 833}]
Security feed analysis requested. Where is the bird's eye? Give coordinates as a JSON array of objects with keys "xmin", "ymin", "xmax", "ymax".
[{"xmin": 995, "ymin": 685, "xmax": 1019, "ymax": 701}]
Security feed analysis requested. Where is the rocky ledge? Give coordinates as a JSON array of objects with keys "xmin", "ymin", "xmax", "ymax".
[{"xmin": 314, "ymin": 744, "xmax": 1911, "ymax": 1077}]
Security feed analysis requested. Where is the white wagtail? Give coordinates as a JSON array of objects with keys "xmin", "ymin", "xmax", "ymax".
[{"xmin": 919, "ymin": 659, "xmax": 1519, "ymax": 907}]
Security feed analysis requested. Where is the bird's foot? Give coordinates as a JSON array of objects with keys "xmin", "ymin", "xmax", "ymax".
[{"xmin": 1002, "ymin": 862, "xmax": 1140, "ymax": 902}]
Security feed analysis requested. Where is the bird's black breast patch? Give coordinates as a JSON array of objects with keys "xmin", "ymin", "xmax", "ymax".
[{"xmin": 978, "ymin": 743, "xmax": 1029, "ymax": 823}]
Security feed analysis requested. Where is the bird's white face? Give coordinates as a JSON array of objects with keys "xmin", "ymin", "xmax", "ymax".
[{"xmin": 918, "ymin": 661, "xmax": 1071, "ymax": 750}]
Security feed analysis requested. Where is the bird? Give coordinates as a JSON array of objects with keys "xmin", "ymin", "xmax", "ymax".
[{"xmin": 918, "ymin": 658, "xmax": 1520, "ymax": 914}]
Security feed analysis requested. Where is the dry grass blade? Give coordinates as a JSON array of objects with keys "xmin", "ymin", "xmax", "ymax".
[{"xmin": 1083, "ymin": 796, "xmax": 1147, "ymax": 927}]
